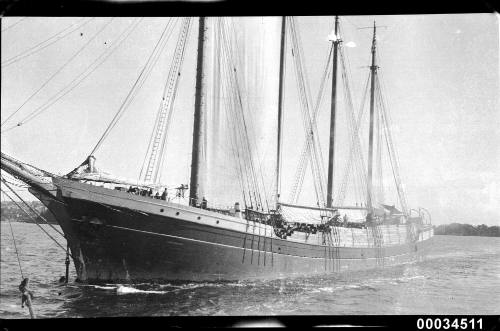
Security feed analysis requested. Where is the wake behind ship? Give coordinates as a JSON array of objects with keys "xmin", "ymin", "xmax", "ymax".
[{"xmin": 1, "ymin": 16, "xmax": 434, "ymax": 283}]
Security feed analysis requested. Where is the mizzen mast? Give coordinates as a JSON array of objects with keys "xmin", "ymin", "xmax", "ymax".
[
  {"xmin": 326, "ymin": 16, "xmax": 340, "ymax": 208},
  {"xmin": 189, "ymin": 17, "xmax": 208, "ymax": 207},
  {"xmin": 367, "ymin": 21, "xmax": 378, "ymax": 211}
]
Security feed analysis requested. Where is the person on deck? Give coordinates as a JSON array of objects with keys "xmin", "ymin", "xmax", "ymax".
[
  {"xmin": 201, "ymin": 197, "xmax": 207, "ymax": 209},
  {"xmin": 161, "ymin": 189, "xmax": 167, "ymax": 200},
  {"xmin": 155, "ymin": 191, "xmax": 160, "ymax": 199}
]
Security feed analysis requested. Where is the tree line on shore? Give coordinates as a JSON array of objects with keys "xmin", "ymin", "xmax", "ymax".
[
  {"xmin": 1, "ymin": 201, "xmax": 57, "ymax": 224},
  {"xmin": 433, "ymin": 223, "xmax": 499, "ymax": 237}
]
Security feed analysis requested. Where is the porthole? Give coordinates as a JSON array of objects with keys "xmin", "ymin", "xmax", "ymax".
[
  {"xmin": 176, "ymin": 212, "xmax": 180, "ymax": 216},
  {"xmin": 216, "ymin": 220, "xmax": 220, "ymax": 224},
  {"xmin": 160, "ymin": 209, "xmax": 164, "ymax": 212},
  {"xmin": 197, "ymin": 216, "xmax": 201, "ymax": 220}
]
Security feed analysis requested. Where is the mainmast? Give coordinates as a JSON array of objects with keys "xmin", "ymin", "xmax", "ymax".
[
  {"xmin": 326, "ymin": 16, "xmax": 340, "ymax": 208},
  {"xmin": 275, "ymin": 16, "xmax": 287, "ymax": 210},
  {"xmin": 189, "ymin": 17, "xmax": 208, "ymax": 207},
  {"xmin": 367, "ymin": 21, "xmax": 378, "ymax": 211}
]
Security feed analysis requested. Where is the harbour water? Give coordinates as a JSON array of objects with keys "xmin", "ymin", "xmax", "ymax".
[{"xmin": 1, "ymin": 222, "xmax": 499, "ymax": 318}]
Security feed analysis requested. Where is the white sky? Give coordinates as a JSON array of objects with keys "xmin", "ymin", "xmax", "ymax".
[{"xmin": 1, "ymin": 15, "xmax": 499, "ymax": 226}]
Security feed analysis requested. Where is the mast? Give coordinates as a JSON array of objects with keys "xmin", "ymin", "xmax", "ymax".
[
  {"xmin": 275, "ymin": 16, "xmax": 286, "ymax": 209},
  {"xmin": 367, "ymin": 21, "xmax": 378, "ymax": 211},
  {"xmin": 326, "ymin": 16, "xmax": 340, "ymax": 208},
  {"xmin": 189, "ymin": 17, "xmax": 208, "ymax": 207}
]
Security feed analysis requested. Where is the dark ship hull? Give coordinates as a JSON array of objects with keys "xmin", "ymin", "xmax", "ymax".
[{"xmin": 29, "ymin": 177, "xmax": 433, "ymax": 283}]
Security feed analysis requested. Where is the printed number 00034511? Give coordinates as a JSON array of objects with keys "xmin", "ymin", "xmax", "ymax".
[{"xmin": 417, "ymin": 318, "xmax": 483, "ymax": 330}]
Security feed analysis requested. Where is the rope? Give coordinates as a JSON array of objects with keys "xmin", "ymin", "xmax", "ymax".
[
  {"xmin": 140, "ymin": 17, "xmax": 192, "ymax": 184},
  {"xmin": 1, "ymin": 17, "xmax": 28, "ymax": 33},
  {"xmin": 0, "ymin": 187, "xmax": 73, "ymax": 259},
  {"xmin": 219, "ymin": 18, "xmax": 267, "ymax": 210},
  {"xmin": 334, "ymin": 49, "xmax": 371, "ymax": 206},
  {"xmin": 5, "ymin": 212, "xmax": 25, "ymax": 279},
  {"xmin": 287, "ymin": 17, "xmax": 326, "ymax": 207},
  {"xmin": 1, "ymin": 18, "xmax": 143, "ymax": 135},
  {"xmin": 1, "ymin": 18, "xmax": 115, "ymax": 128},
  {"xmin": 376, "ymin": 73, "xmax": 408, "ymax": 214},
  {"xmin": 89, "ymin": 18, "xmax": 176, "ymax": 156},
  {"xmin": 1, "ymin": 177, "xmax": 65, "ymax": 237},
  {"xmin": 0, "ymin": 175, "xmax": 30, "ymax": 188},
  {"xmin": 211, "ymin": 19, "xmax": 242, "ymax": 204},
  {"xmin": 2, "ymin": 18, "xmax": 94, "ymax": 67},
  {"xmin": 289, "ymin": 43, "xmax": 333, "ymax": 203},
  {"xmin": 224, "ymin": 19, "xmax": 269, "ymax": 211}
]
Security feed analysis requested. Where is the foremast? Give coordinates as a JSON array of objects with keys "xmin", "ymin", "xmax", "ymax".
[{"xmin": 189, "ymin": 17, "xmax": 208, "ymax": 207}]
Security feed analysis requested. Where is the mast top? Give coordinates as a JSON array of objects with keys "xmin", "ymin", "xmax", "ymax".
[
  {"xmin": 329, "ymin": 16, "xmax": 341, "ymax": 44},
  {"xmin": 370, "ymin": 20, "xmax": 378, "ymax": 72}
]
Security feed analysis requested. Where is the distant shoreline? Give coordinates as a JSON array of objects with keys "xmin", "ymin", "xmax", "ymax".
[
  {"xmin": 1, "ymin": 201, "xmax": 58, "ymax": 224},
  {"xmin": 433, "ymin": 223, "xmax": 499, "ymax": 237}
]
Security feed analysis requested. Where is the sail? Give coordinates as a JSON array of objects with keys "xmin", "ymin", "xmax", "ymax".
[{"xmin": 204, "ymin": 17, "xmax": 281, "ymax": 209}]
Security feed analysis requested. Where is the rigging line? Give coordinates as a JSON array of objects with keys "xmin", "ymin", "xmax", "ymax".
[
  {"xmin": 376, "ymin": 95, "xmax": 384, "ymax": 204},
  {"xmin": 1, "ymin": 18, "xmax": 116, "ymax": 128},
  {"xmin": 335, "ymin": 51, "xmax": 370, "ymax": 206},
  {"xmin": 219, "ymin": 60, "xmax": 249, "ymax": 207},
  {"xmin": 218, "ymin": 44, "xmax": 246, "ymax": 197},
  {"xmin": 221, "ymin": 19, "xmax": 268, "ymax": 211},
  {"xmin": 290, "ymin": 43, "xmax": 333, "ymax": 203},
  {"xmin": 220, "ymin": 62, "xmax": 249, "ymax": 204},
  {"xmin": 151, "ymin": 18, "xmax": 192, "ymax": 183},
  {"xmin": 89, "ymin": 18, "xmax": 176, "ymax": 157},
  {"xmin": 375, "ymin": 75, "xmax": 399, "ymax": 204},
  {"xmin": 1, "ymin": 18, "xmax": 144, "ymax": 135},
  {"xmin": 341, "ymin": 51, "xmax": 368, "ymax": 193},
  {"xmin": 221, "ymin": 37, "xmax": 260, "ymax": 210},
  {"xmin": 225, "ymin": 82, "xmax": 253, "ymax": 208},
  {"xmin": 139, "ymin": 18, "xmax": 189, "ymax": 182},
  {"xmin": 340, "ymin": 46, "xmax": 369, "ymax": 195},
  {"xmin": 289, "ymin": 17, "xmax": 328, "ymax": 204},
  {"xmin": 4, "ymin": 199, "xmax": 25, "ymax": 279},
  {"xmin": 288, "ymin": 20, "xmax": 319, "ymax": 202},
  {"xmin": 1, "ymin": 181, "xmax": 29, "ymax": 189},
  {"xmin": 0, "ymin": 154, "xmax": 58, "ymax": 178},
  {"xmin": 287, "ymin": 18, "xmax": 325, "ymax": 206},
  {"xmin": 1, "ymin": 177, "xmax": 65, "ymax": 237},
  {"xmin": 84, "ymin": 18, "xmax": 175, "ymax": 138},
  {"xmin": 1, "ymin": 17, "xmax": 28, "ymax": 33},
  {"xmin": 226, "ymin": 20, "xmax": 269, "ymax": 211},
  {"xmin": 2, "ymin": 18, "xmax": 94, "ymax": 68},
  {"xmin": 0, "ymin": 173, "xmax": 30, "ymax": 188},
  {"xmin": 220, "ymin": 20, "xmax": 265, "ymax": 210},
  {"xmin": 0, "ymin": 187, "xmax": 74, "ymax": 259},
  {"xmin": 292, "ymin": 18, "xmax": 328, "ymax": 191},
  {"xmin": 376, "ymin": 74, "xmax": 407, "ymax": 214}
]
